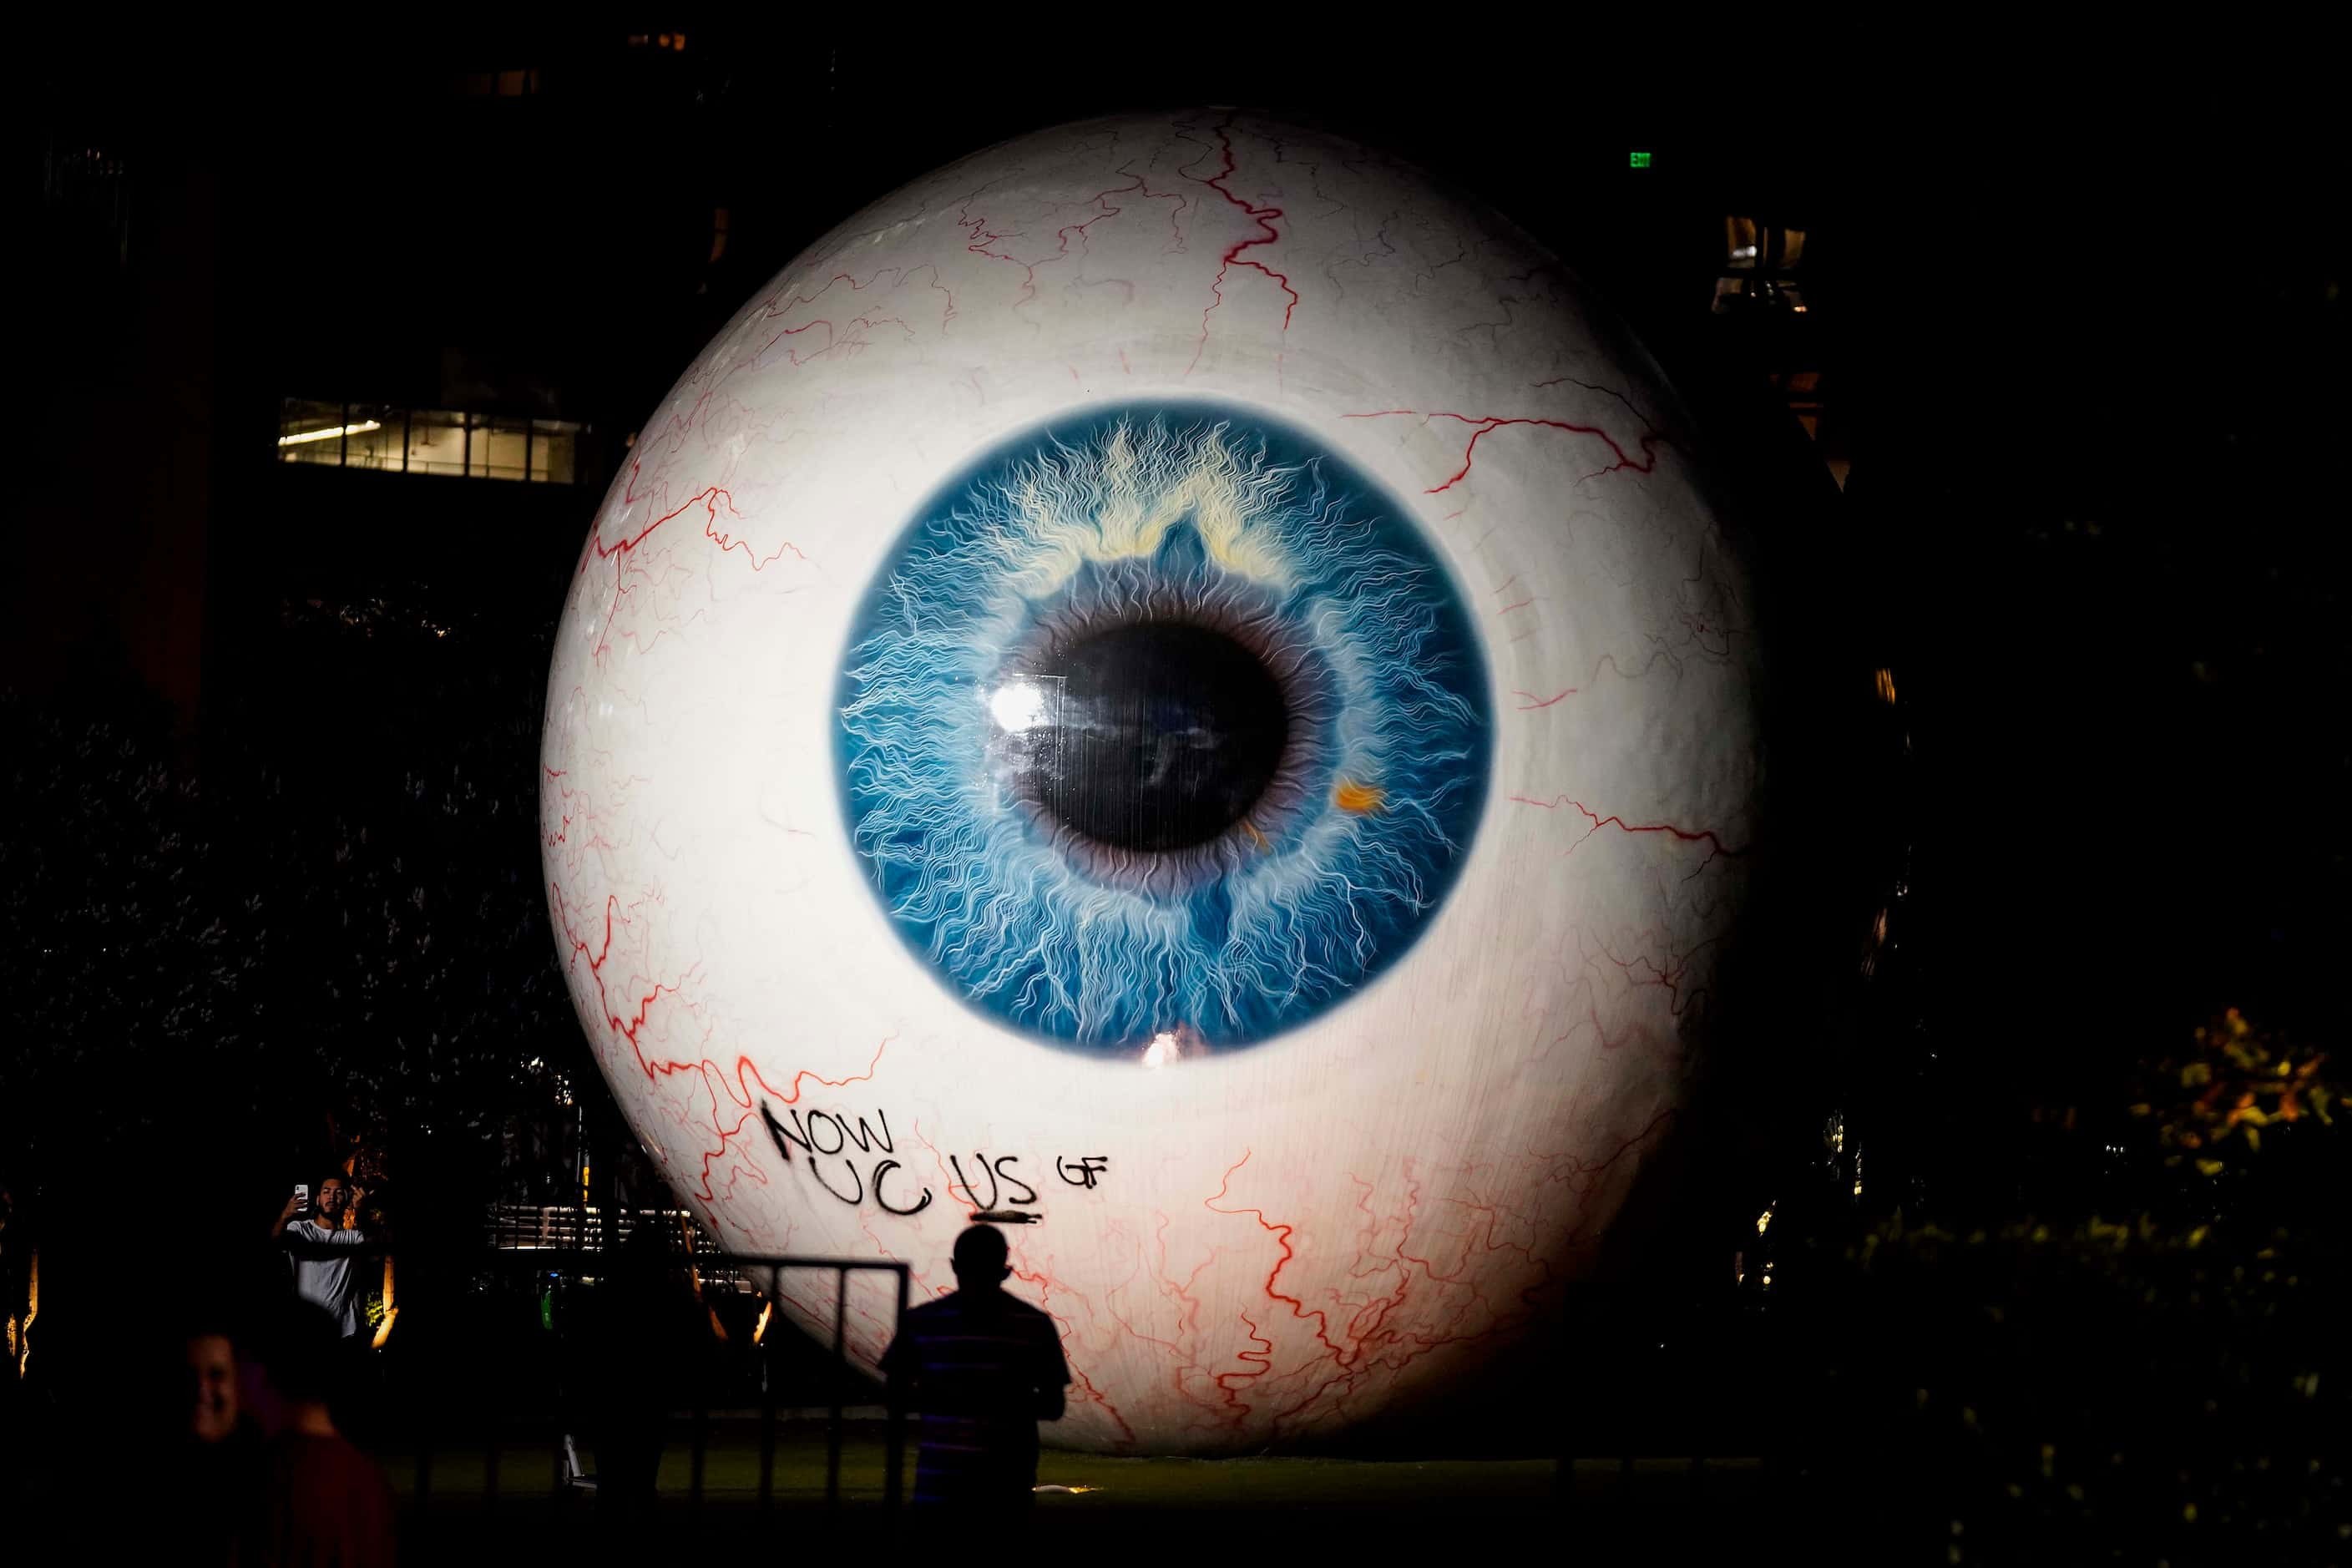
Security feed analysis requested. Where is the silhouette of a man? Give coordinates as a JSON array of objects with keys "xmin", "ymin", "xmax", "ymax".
[{"xmin": 881, "ymin": 1223, "xmax": 1071, "ymax": 1508}]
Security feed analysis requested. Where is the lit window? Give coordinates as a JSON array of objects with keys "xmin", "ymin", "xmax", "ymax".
[
  {"xmin": 531, "ymin": 419, "xmax": 581, "ymax": 484},
  {"xmin": 469, "ymin": 414, "xmax": 530, "ymax": 482},
  {"xmin": 1724, "ymin": 217, "xmax": 1806, "ymax": 271},
  {"xmin": 285, "ymin": 401, "xmax": 584, "ymax": 483},
  {"xmin": 1715, "ymin": 219, "xmax": 1812, "ymax": 314},
  {"xmin": 1710, "ymin": 276, "xmax": 1807, "ymax": 316},
  {"xmin": 1724, "ymin": 216, "xmax": 1758, "ymax": 268},
  {"xmin": 407, "ymin": 410, "xmax": 468, "ymax": 477},
  {"xmin": 346, "ymin": 404, "xmax": 405, "ymax": 472},
  {"xmin": 277, "ymin": 399, "xmax": 360, "ymax": 465}
]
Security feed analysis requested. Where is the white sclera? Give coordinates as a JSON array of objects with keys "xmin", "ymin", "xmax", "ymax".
[{"xmin": 541, "ymin": 111, "xmax": 1763, "ymax": 1454}]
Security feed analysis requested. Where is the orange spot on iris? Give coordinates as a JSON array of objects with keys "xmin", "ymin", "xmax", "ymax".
[
  {"xmin": 1333, "ymin": 780, "xmax": 1384, "ymax": 814},
  {"xmin": 1241, "ymin": 819, "xmax": 1271, "ymax": 851}
]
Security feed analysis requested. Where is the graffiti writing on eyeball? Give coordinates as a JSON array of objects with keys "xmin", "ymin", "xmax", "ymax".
[{"xmin": 761, "ymin": 1100, "xmax": 1109, "ymax": 1216}]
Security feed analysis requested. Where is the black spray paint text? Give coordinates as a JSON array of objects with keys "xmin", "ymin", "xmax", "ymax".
[{"xmin": 760, "ymin": 1100, "xmax": 1107, "ymax": 1217}]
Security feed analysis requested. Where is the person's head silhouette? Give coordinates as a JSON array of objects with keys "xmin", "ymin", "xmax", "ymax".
[{"xmin": 950, "ymin": 1223, "xmax": 1011, "ymax": 1294}]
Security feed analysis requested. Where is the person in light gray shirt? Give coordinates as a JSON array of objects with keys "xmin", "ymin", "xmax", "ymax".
[{"xmin": 274, "ymin": 1174, "xmax": 372, "ymax": 1338}]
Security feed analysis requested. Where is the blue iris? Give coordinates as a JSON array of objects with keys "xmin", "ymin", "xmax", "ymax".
[{"xmin": 836, "ymin": 400, "xmax": 1490, "ymax": 1054}]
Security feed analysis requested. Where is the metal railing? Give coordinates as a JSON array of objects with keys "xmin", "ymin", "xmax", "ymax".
[
  {"xmin": 388, "ymin": 1242, "xmax": 909, "ymax": 1518},
  {"xmin": 485, "ymin": 1202, "xmax": 724, "ymax": 1252},
  {"xmin": 484, "ymin": 1203, "xmax": 758, "ymax": 1290}
]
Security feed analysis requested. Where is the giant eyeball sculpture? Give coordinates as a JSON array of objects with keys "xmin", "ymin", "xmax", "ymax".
[{"xmin": 542, "ymin": 111, "xmax": 1762, "ymax": 1454}]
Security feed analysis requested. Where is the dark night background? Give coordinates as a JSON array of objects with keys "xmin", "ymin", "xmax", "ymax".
[{"xmin": 5, "ymin": 22, "xmax": 2344, "ymax": 1556}]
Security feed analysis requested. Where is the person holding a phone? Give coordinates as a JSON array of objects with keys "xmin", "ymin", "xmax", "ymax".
[
  {"xmin": 273, "ymin": 1176, "xmax": 373, "ymax": 1341},
  {"xmin": 274, "ymin": 1173, "xmax": 380, "ymax": 1433}
]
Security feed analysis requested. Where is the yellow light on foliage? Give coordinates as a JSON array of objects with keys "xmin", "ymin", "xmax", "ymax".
[
  {"xmin": 17, "ymin": 1249, "xmax": 36, "ymax": 1378},
  {"xmin": 371, "ymin": 1257, "xmax": 399, "ymax": 1349}
]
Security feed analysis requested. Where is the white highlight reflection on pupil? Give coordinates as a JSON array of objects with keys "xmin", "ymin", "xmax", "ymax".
[{"xmin": 988, "ymin": 678, "xmax": 1052, "ymax": 734}]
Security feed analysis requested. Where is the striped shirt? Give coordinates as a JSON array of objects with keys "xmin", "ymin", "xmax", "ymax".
[{"xmin": 880, "ymin": 1290, "xmax": 1071, "ymax": 1505}]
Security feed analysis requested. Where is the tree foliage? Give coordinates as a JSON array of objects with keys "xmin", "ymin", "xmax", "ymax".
[
  {"xmin": 2129, "ymin": 1009, "xmax": 2335, "ymax": 1189},
  {"xmin": 0, "ymin": 599, "xmax": 596, "ymax": 1223}
]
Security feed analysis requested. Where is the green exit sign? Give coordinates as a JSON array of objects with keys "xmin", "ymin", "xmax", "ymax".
[{"xmin": 1628, "ymin": 151, "xmax": 1652, "ymax": 169}]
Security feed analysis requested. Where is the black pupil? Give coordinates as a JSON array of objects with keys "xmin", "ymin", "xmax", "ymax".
[{"xmin": 1010, "ymin": 623, "xmax": 1288, "ymax": 852}]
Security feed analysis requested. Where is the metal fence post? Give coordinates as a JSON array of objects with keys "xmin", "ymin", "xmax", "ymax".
[
  {"xmin": 758, "ymin": 1263, "xmax": 779, "ymax": 1513},
  {"xmin": 827, "ymin": 1265, "xmax": 848, "ymax": 1512},
  {"xmin": 885, "ymin": 1263, "xmax": 908, "ymax": 1511},
  {"xmin": 446, "ymin": 1242, "xmax": 914, "ymax": 1522}
]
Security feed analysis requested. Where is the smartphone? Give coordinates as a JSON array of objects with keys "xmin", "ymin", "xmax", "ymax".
[{"xmin": 293, "ymin": 1183, "xmax": 310, "ymax": 1216}]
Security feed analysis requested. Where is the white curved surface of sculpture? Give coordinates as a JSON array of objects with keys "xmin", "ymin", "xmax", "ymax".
[{"xmin": 541, "ymin": 110, "xmax": 1762, "ymax": 1453}]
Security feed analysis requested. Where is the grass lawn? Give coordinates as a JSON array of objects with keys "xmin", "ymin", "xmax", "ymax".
[{"xmin": 384, "ymin": 1419, "xmax": 1758, "ymax": 1515}]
